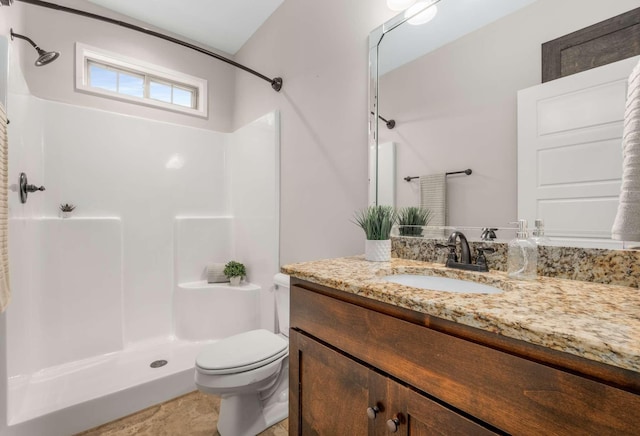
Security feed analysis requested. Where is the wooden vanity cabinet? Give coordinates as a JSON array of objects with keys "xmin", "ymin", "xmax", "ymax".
[
  {"xmin": 291, "ymin": 330, "xmax": 496, "ymax": 435},
  {"xmin": 289, "ymin": 278, "xmax": 640, "ymax": 435},
  {"xmin": 290, "ymin": 330, "xmax": 370, "ymax": 435}
]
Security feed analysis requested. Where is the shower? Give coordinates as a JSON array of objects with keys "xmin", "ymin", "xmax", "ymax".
[
  {"xmin": 9, "ymin": 28, "xmax": 59, "ymax": 66},
  {"xmin": 0, "ymin": 2, "xmax": 283, "ymax": 435}
]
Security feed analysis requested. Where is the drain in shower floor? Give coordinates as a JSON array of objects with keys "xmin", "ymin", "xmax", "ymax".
[{"xmin": 150, "ymin": 359, "xmax": 168, "ymax": 368}]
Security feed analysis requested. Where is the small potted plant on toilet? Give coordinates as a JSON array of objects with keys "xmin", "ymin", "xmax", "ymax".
[
  {"xmin": 224, "ymin": 260, "xmax": 246, "ymax": 286},
  {"xmin": 353, "ymin": 205, "xmax": 396, "ymax": 261},
  {"xmin": 59, "ymin": 203, "xmax": 76, "ymax": 218}
]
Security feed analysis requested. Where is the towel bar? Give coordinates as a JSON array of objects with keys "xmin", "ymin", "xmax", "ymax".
[
  {"xmin": 404, "ymin": 169, "xmax": 472, "ymax": 182},
  {"xmin": 370, "ymin": 112, "xmax": 396, "ymax": 129}
]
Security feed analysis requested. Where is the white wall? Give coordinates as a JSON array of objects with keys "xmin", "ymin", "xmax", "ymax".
[
  {"xmin": 36, "ymin": 100, "xmax": 228, "ymax": 344},
  {"xmin": 378, "ymin": 0, "xmax": 640, "ymax": 228},
  {"xmin": 4, "ymin": 43, "xmax": 47, "ymax": 379},
  {"xmin": 173, "ymin": 111, "xmax": 281, "ymax": 333},
  {"xmin": 5, "ymin": 84, "xmax": 230, "ymax": 357},
  {"xmin": 9, "ymin": 0, "xmax": 235, "ymax": 132},
  {"xmin": 2, "ymin": 0, "xmax": 239, "ymax": 346},
  {"xmin": 4, "ymin": 40, "xmax": 230, "ymax": 354},
  {"xmin": 174, "ymin": 217, "xmax": 234, "ymax": 285},
  {"xmin": 229, "ymin": 112, "xmax": 280, "ymax": 331},
  {"xmin": 233, "ymin": 0, "xmax": 396, "ymax": 264},
  {"xmin": 5, "ymin": 54, "xmax": 280, "ymax": 350},
  {"xmin": 8, "ymin": 218, "xmax": 123, "ymax": 376}
]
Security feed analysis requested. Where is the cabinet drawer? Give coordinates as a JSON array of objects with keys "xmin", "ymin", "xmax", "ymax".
[{"xmin": 291, "ymin": 284, "xmax": 640, "ymax": 435}]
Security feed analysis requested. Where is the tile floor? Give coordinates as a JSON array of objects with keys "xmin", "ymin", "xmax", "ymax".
[{"xmin": 75, "ymin": 391, "xmax": 288, "ymax": 436}]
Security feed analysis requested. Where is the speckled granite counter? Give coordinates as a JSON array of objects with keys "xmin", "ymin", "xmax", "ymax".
[
  {"xmin": 392, "ymin": 236, "xmax": 640, "ymax": 288},
  {"xmin": 282, "ymin": 256, "xmax": 640, "ymax": 373}
]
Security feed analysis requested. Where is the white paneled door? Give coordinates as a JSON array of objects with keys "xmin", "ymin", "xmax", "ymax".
[{"xmin": 517, "ymin": 56, "xmax": 640, "ymax": 246}]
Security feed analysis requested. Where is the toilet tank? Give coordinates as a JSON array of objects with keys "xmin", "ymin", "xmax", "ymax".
[{"xmin": 274, "ymin": 273, "xmax": 290, "ymax": 336}]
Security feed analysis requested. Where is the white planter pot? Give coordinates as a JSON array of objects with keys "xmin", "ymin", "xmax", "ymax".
[
  {"xmin": 229, "ymin": 276, "xmax": 242, "ymax": 286},
  {"xmin": 60, "ymin": 211, "xmax": 73, "ymax": 219},
  {"xmin": 365, "ymin": 239, "xmax": 391, "ymax": 262}
]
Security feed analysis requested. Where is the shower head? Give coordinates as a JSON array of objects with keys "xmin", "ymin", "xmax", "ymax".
[
  {"xmin": 10, "ymin": 28, "xmax": 60, "ymax": 66},
  {"xmin": 34, "ymin": 48, "xmax": 60, "ymax": 66}
]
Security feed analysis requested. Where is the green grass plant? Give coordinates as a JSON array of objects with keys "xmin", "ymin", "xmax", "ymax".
[
  {"xmin": 398, "ymin": 206, "xmax": 432, "ymax": 237},
  {"xmin": 352, "ymin": 205, "xmax": 397, "ymax": 240}
]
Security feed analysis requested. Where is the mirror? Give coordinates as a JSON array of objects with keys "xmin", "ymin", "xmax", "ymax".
[{"xmin": 369, "ymin": 0, "xmax": 640, "ymax": 247}]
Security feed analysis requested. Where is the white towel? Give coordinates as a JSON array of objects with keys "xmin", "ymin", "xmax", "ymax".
[
  {"xmin": 419, "ymin": 174, "xmax": 446, "ymax": 238},
  {"xmin": 612, "ymin": 58, "xmax": 640, "ymax": 242},
  {"xmin": 206, "ymin": 263, "xmax": 227, "ymax": 283},
  {"xmin": 0, "ymin": 103, "xmax": 10, "ymax": 312}
]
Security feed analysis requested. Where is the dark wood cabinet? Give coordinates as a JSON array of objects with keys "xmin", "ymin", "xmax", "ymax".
[
  {"xmin": 291, "ymin": 331, "xmax": 370, "ymax": 435},
  {"xmin": 289, "ymin": 279, "xmax": 640, "ymax": 435},
  {"xmin": 386, "ymin": 382, "xmax": 497, "ymax": 436},
  {"xmin": 291, "ymin": 330, "xmax": 496, "ymax": 435}
]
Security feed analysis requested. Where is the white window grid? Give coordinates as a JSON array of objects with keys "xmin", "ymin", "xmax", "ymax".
[{"xmin": 75, "ymin": 43, "xmax": 208, "ymax": 118}]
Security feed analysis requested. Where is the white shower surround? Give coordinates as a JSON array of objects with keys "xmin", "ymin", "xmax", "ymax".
[{"xmin": 3, "ymin": 57, "xmax": 280, "ymax": 434}]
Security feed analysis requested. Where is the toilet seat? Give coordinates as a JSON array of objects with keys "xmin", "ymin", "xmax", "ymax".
[{"xmin": 196, "ymin": 329, "xmax": 288, "ymax": 375}]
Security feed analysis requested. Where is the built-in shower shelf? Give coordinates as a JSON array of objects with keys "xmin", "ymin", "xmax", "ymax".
[{"xmin": 178, "ymin": 280, "xmax": 260, "ymax": 290}]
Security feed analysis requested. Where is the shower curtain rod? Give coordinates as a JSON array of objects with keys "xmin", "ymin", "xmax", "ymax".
[{"xmin": 13, "ymin": 0, "xmax": 283, "ymax": 91}]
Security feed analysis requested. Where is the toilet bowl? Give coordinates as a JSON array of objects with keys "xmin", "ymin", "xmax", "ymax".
[{"xmin": 195, "ymin": 273, "xmax": 290, "ymax": 436}]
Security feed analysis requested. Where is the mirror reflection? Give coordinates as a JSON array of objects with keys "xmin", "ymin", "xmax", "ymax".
[{"xmin": 370, "ymin": 0, "xmax": 640, "ymax": 247}]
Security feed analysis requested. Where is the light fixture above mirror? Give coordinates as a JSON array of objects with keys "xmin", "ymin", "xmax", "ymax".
[
  {"xmin": 386, "ymin": 0, "xmax": 438, "ymax": 25},
  {"xmin": 406, "ymin": 2, "xmax": 438, "ymax": 25},
  {"xmin": 386, "ymin": 0, "xmax": 417, "ymax": 12}
]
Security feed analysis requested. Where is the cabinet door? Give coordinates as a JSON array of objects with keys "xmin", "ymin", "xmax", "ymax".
[
  {"xmin": 290, "ymin": 330, "xmax": 499, "ymax": 436},
  {"xmin": 379, "ymin": 379, "xmax": 499, "ymax": 436},
  {"xmin": 290, "ymin": 330, "xmax": 372, "ymax": 435}
]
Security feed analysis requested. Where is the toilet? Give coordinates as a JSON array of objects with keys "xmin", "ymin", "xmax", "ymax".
[{"xmin": 195, "ymin": 273, "xmax": 290, "ymax": 436}]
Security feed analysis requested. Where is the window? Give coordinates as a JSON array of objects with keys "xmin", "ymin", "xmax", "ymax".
[{"xmin": 76, "ymin": 43, "xmax": 207, "ymax": 117}]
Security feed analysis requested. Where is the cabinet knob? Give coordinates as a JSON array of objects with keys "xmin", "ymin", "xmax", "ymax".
[
  {"xmin": 386, "ymin": 416, "xmax": 400, "ymax": 433},
  {"xmin": 366, "ymin": 406, "xmax": 380, "ymax": 420}
]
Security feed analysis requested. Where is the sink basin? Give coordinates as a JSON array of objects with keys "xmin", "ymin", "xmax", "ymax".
[{"xmin": 383, "ymin": 274, "xmax": 503, "ymax": 294}]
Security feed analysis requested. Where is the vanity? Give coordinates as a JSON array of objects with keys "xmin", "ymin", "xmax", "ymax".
[
  {"xmin": 292, "ymin": 1, "xmax": 640, "ymax": 433},
  {"xmin": 283, "ymin": 257, "xmax": 640, "ymax": 435}
]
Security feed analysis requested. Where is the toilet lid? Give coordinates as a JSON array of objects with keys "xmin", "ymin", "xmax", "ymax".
[{"xmin": 196, "ymin": 329, "xmax": 288, "ymax": 374}]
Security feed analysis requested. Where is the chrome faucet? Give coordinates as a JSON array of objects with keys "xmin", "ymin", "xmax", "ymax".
[{"xmin": 438, "ymin": 231, "xmax": 494, "ymax": 272}]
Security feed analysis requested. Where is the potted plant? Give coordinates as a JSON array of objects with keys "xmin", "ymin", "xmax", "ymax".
[
  {"xmin": 352, "ymin": 205, "xmax": 397, "ymax": 261},
  {"xmin": 223, "ymin": 260, "xmax": 246, "ymax": 286},
  {"xmin": 59, "ymin": 203, "xmax": 76, "ymax": 218},
  {"xmin": 397, "ymin": 206, "xmax": 432, "ymax": 237}
]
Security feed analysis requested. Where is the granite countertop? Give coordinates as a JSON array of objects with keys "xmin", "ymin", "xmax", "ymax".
[{"xmin": 282, "ymin": 256, "xmax": 640, "ymax": 373}]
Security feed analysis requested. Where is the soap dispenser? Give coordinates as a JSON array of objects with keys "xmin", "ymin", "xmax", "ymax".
[
  {"xmin": 530, "ymin": 218, "xmax": 551, "ymax": 245},
  {"xmin": 507, "ymin": 219, "xmax": 538, "ymax": 280}
]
